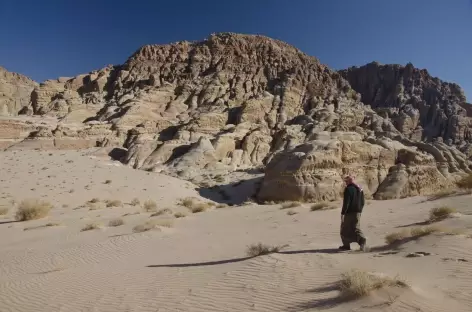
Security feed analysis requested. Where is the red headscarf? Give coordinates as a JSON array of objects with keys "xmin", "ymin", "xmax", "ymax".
[{"xmin": 344, "ymin": 175, "xmax": 363, "ymax": 191}]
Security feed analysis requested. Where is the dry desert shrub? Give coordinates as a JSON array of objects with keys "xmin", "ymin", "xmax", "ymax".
[
  {"xmin": 132, "ymin": 219, "xmax": 173, "ymax": 233},
  {"xmin": 89, "ymin": 198, "xmax": 100, "ymax": 204},
  {"xmin": 280, "ymin": 201, "xmax": 302, "ymax": 209},
  {"xmin": 15, "ymin": 199, "xmax": 53, "ymax": 221},
  {"xmin": 81, "ymin": 222, "xmax": 102, "ymax": 232},
  {"xmin": 216, "ymin": 203, "xmax": 228, "ymax": 209},
  {"xmin": 180, "ymin": 197, "xmax": 197, "ymax": 208},
  {"xmin": 190, "ymin": 203, "xmax": 210, "ymax": 213},
  {"xmin": 87, "ymin": 202, "xmax": 102, "ymax": 210},
  {"xmin": 108, "ymin": 218, "xmax": 124, "ymax": 227},
  {"xmin": 0, "ymin": 206, "xmax": 8, "ymax": 215},
  {"xmin": 104, "ymin": 179, "xmax": 112, "ymax": 184},
  {"xmin": 339, "ymin": 269, "xmax": 408, "ymax": 298},
  {"xmin": 241, "ymin": 199, "xmax": 255, "ymax": 206},
  {"xmin": 174, "ymin": 212, "xmax": 187, "ymax": 218},
  {"xmin": 150, "ymin": 208, "xmax": 172, "ymax": 217},
  {"xmin": 132, "ymin": 223, "xmax": 154, "ymax": 233},
  {"xmin": 246, "ymin": 243, "xmax": 283, "ymax": 257},
  {"xmin": 180, "ymin": 197, "xmax": 211, "ymax": 213},
  {"xmin": 429, "ymin": 206, "xmax": 456, "ymax": 222},
  {"xmin": 106, "ymin": 199, "xmax": 123, "ymax": 208},
  {"xmin": 456, "ymin": 173, "xmax": 472, "ymax": 189},
  {"xmin": 153, "ymin": 219, "xmax": 173, "ymax": 228},
  {"xmin": 385, "ymin": 225, "xmax": 444, "ymax": 245},
  {"xmin": 143, "ymin": 200, "xmax": 158, "ymax": 212},
  {"xmin": 310, "ymin": 202, "xmax": 332, "ymax": 211},
  {"xmin": 131, "ymin": 198, "xmax": 140, "ymax": 206},
  {"xmin": 286, "ymin": 210, "xmax": 298, "ymax": 216}
]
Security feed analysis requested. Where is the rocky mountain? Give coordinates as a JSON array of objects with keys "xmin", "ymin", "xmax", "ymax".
[
  {"xmin": 1, "ymin": 33, "xmax": 471, "ymax": 202},
  {"xmin": 340, "ymin": 62, "xmax": 471, "ymax": 148}
]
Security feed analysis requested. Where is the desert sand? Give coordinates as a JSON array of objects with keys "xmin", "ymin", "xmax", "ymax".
[{"xmin": 1, "ymin": 150, "xmax": 472, "ymax": 312}]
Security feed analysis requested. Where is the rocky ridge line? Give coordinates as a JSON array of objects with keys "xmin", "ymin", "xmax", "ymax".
[{"xmin": 0, "ymin": 33, "xmax": 471, "ymax": 202}]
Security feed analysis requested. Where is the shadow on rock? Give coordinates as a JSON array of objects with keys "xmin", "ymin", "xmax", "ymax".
[
  {"xmin": 108, "ymin": 147, "xmax": 127, "ymax": 161},
  {"xmin": 197, "ymin": 176, "xmax": 264, "ymax": 205}
]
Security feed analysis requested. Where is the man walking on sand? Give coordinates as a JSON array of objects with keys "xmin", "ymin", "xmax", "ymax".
[{"xmin": 339, "ymin": 175, "xmax": 367, "ymax": 251}]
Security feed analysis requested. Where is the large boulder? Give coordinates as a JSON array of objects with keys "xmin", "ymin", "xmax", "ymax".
[
  {"xmin": 374, "ymin": 147, "xmax": 457, "ymax": 199},
  {"xmin": 258, "ymin": 133, "xmax": 396, "ymax": 202}
]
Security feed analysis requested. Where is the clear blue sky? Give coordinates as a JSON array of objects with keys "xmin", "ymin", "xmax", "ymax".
[{"xmin": 1, "ymin": 0, "xmax": 471, "ymax": 100}]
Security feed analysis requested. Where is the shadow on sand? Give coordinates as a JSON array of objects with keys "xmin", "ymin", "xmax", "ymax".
[
  {"xmin": 288, "ymin": 288, "xmax": 352, "ymax": 311},
  {"xmin": 145, "ymin": 247, "xmax": 398, "ymax": 268},
  {"xmin": 395, "ymin": 220, "xmax": 431, "ymax": 228},
  {"xmin": 0, "ymin": 220, "xmax": 18, "ymax": 226},
  {"xmin": 146, "ymin": 246, "xmax": 401, "ymax": 310}
]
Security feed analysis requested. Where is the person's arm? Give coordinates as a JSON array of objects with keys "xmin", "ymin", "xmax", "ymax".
[
  {"xmin": 360, "ymin": 190, "xmax": 365, "ymax": 210},
  {"xmin": 341, "ymin": 187, "xmax": 351, "ymax": 215}
]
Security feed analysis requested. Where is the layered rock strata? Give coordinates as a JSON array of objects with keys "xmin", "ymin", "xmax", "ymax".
[{"xmin": 1, "ymin": 33, "xmax": 471, "ymax": 201}]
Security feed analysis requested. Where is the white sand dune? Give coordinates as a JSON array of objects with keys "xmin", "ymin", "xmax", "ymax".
[{"xmin": 1, "ymin": 150, "xmax": 472, "ymax": 311}]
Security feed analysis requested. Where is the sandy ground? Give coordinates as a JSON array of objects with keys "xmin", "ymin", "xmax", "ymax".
[{"xmin": 0, "ymin": 150, "xmax": 472, "ymax": 312}]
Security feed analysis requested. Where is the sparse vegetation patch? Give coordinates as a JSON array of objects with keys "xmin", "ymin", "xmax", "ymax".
[
  {"xmin": 339, "ymin": 270, "xmax": 408, "ymax": 299},
  {"xmin": 246, "ymin": 243, "xmax": 284, "ymax": 257},
  {"xmin": 280, "ymin": 201, "xmax": 302, "ymax": 209},
  {"xmin": 456, "ymin": 173, "xmax": 472, "ymax": 189},
  {"xmin": 385, "ymin": 225, "xmax": 445, "ymax": 245},
  {"xmin": 108, "ymin": 218, "xmax": 124, "ymax": 227},
  {"xmin": 81, "ymin": 222, "xmax": 102, "ymax": 232},
  {"xmin": 150, "ymin": 208, "xmax": 172, "ymax": 217},
  {"xmin": 429, "ymin": 206, "xmax": 456, "ymax": 222},
  {"xmin": 310, "ymin": 202, "xmax": 332, "ymax": 211},
  {"xmin": 143, "ymin": 200, "xmax": 158, "ymax": 212},
  {"xmin": 15, "ymin": 199, "xmax": 53, "ymax": 221},
  {"xmin": 106, "ymin": 199, "xmax": 123, "ymax": 208}
]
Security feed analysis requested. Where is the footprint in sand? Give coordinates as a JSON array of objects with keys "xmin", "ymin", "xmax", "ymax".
[
  {"xmin": 405, "ymin": 251, "xmax": 433, "ymax": 258},
  {"xmin": 373, "ymin": 251, "xmax": 400, "ymax": 257},
  {"xmin": 442, "ymin": 257, "xmax": 469, "ymax": 263}
]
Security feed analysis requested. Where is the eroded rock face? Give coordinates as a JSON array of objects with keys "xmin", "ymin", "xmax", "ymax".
[
  {"xmin": 0, "ymin": 67, "xmax": 37, "ymax": 116},
  {"xmin": 340, "ymin": 62, "xmax": 472, "ymax": 144},
  {"xmin": 1, "ymin": 33, "xmax": 471, "ymax": 201},
  {"xmin": 258, "ymin": 133, "xmax": 394, "ymax": 202},
  {"xmin": 108, "ymin": 33, "xmax": 372, "ymax": 185}
]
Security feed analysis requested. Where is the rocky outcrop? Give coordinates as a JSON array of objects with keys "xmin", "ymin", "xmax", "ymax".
[
  {"xmin": 1, "ymin": 33, "xmax": 471, "ymax": 202},
  {"xmin": 0, "ymin": 117, "xmax": 39, "ymax": 149},
  {"xmin": 0, "ymin": 67, "xmax": 37, "ymax": 116},
  {"xmin": 257, "ymin": 132, "xmax": 467, "ymax": 202},
  {"xmin": 339, "ymin": 62, "xmax": 472, "ymax": 145}
]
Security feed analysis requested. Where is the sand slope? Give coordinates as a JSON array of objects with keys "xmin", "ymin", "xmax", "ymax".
[{"xmin": 1, "ymin": 150, "xmax": 472, "ymax": 311}]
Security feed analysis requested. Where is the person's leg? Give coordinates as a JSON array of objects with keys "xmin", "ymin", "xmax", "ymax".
[
  {"xmin": 355, "ymin": 213, "xmax": 367, "ymax": 249},
  {"xmin": 339, "ymin": 215, "xmax": 353, "ymax": 250}
]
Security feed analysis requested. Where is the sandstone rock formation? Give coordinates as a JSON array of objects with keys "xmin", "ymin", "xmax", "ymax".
[
  {"xmin": 1, "ymin": 33, "xmax": 471, "ymax": 202},
  {"xmin": 0, "ymin": 67, "xmax": 37, "ymax": 116},
  {"xmin": 340, "ymin": 62, "xmax": 472, "ymax": 147}
]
